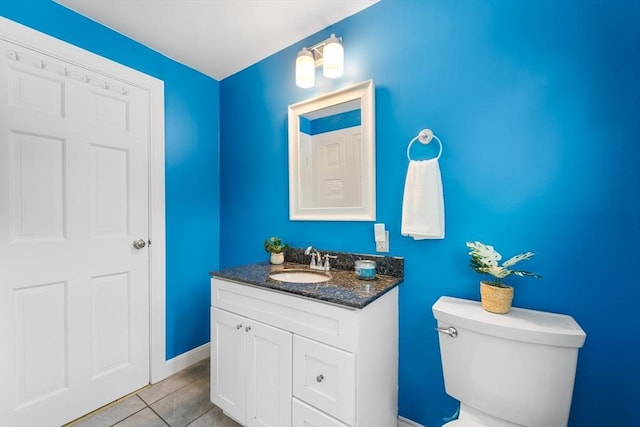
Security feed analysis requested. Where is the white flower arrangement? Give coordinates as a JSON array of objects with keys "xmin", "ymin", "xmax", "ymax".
[{"xmin": 466, "ymin": 241, "xmax": 542, "ymax": 287}]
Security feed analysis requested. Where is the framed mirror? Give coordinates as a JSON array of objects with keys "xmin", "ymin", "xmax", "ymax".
[{"xmin": 288, "ymin": 80, "xmax": 375, "ymax": 221}]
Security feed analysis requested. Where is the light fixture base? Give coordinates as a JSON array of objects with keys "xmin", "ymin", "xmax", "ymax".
[{"xmin": 306, "ymin": 35, "xmax": 342, "ymax": 65}]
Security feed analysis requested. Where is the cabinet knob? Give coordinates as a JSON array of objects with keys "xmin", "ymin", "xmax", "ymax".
[
  {"xmin": 236, "ymin": 324, "xmax": 243, "ymax": 330},
  {"xmin": 245, "ymin": 326, "xmax": 252, "ymax": 332},
  {"xmin": 316, "ymin": 374, "xmax": 324, "ymax": 383}
]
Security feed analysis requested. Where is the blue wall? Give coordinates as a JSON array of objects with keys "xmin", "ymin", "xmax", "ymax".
[
  {"xmin": 0, "ymin": 1, "xmax": 220, "ymax": 360},
  {"xmin": 304, "ymin": 109, "xmax": 361, "ymax": 135},
  {"xmin": 220, "ymin": 1, "xmax": 640, "ymax": 426}
]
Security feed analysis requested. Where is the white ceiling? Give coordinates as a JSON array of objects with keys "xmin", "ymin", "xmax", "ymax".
[{"xmin": 53, "ymin": 0, "xmax": 379, "ymax": 80}]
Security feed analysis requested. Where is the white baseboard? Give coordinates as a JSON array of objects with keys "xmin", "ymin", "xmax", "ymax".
[
  {"xmin": 398, "ymin": 415, "xmax": 425, "ymax": 427},
  {"xmin": 152, "ymin": 342, "xmax": 210, "ymax": 383}
]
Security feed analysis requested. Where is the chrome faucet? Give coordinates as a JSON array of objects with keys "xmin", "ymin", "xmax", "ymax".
[
  {"xmin": 304, "ymin": 246, "xmax": 322, "ymax": 269},
  {"xmin": 304, "ymin": 246, "xmax": 337, "ymax": 271}
]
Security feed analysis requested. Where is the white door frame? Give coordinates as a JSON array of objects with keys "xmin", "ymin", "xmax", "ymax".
[{"xmin": 0, "ymin": 16, "xmax": 169, "ymax": 383}]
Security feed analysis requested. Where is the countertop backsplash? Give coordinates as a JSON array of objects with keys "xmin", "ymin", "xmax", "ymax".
[{"xmin": 284, "ymin": 247, "xmax": 404, "ymax": 278}]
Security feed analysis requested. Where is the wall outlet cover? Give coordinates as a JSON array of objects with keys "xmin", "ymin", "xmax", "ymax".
[{"xmin": 376, "ymin": 230, "xmax": 389, "ymax": 252}]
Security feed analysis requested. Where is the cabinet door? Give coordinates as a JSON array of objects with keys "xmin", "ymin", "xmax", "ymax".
[
  {"xmin": 245, "ymin": 320, "xmax": 292, "ymax": 427},
  {"xmin": 211, "ymin": 308, "xmax": 246, "ymax": 425}
]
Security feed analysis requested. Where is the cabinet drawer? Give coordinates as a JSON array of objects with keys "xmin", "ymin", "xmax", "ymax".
[
  {"xmin": 292, "ymin": 398, "xmax": 349, "ymax": 427},
  {"xmin": 212, "ymin": 278, "xmax": 357, "ymax": 351},
  {"xmin": 293, "ymin": 336, "xmax": 355, "ymax": 425}
]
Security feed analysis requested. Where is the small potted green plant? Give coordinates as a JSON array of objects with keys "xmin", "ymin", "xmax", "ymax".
[
  {"xmin": 466, "ymin": 241, "xmax": 542, "ymax": 313},
  {"xmin": 264, "ymin": 236, "xmax": 289, "ymax": 265}
]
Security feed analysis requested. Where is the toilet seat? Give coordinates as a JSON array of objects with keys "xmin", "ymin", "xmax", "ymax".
[{"xmin": 443, "ymin": 420, "xmax": 483, "ymax": 427}]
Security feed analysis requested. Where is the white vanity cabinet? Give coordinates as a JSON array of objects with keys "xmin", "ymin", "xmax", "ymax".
[{"xmin": 210, "ymin": 277, "xmax": 399, "ymax": 427}]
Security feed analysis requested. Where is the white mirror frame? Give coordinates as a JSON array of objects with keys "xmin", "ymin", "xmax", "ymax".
[{"xmin": 288, "ymin": 80, "xmax": 376, "ymax": 221}]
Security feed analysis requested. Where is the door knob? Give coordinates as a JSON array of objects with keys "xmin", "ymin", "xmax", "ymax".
[{"xmin": 132, "ymin": 239, "xmax": 147, "ymax": 249}]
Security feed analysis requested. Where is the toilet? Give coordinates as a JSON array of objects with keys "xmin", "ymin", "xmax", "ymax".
[{"xmin": 432, "ymin": 296, "xmax": 586, "ymax": 427}]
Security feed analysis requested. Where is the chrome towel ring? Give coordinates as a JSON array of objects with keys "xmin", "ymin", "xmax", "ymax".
[{"xmin": 406, "ymin": 129, "xmax": 443, "ymax": 161}]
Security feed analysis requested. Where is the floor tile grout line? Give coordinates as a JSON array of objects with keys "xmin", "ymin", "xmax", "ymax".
[
  {"xmin": 137, "ymin": 369, "xmax": 209, "ymax": 407},
  {"xmin": 135, "ymin": 368, "xmax": 209, "ymax": 406},
  {"xmin": 107, "ymin": 395, "xmax": 170, "ymax": 427},
  {"xmin": 184, "ymin": 408, "xmax": 209, "ymax": 427},
  {"xmin": 134, "ymin": 368, "xmax": 209, "ymax": 427},
  {"xmin": 145, "ymin": 402, "xmax": 171, "ymax": 427}
]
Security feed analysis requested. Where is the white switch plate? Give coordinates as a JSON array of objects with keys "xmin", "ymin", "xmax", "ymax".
[{"xmin": 376, "ymin": 230, "xmax": 389, "ymax": 253}]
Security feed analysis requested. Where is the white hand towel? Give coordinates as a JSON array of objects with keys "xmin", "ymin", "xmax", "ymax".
[{"xmin": 401, "ymin": 159, "xmax": 445, "ymax": 240}]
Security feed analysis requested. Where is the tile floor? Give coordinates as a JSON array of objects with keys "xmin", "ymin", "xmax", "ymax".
[{"xmin": 68, "ymin": 358, "xmax": 241, "ymax": 427}]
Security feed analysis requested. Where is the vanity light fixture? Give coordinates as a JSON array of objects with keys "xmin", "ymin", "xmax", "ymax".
[
  {"xmin": 296, "ymin": 48, "xmax": 315, "ymax": 88},
  {"xmin": 295, "ymin": 33, "xmax": 344, "ymax": 88},
  {"xmin": 322, "ymin": 34, "xmax": 344, "ymax": 78}
]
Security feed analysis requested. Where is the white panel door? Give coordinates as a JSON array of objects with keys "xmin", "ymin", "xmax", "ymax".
[
  {"xmin": 0, "ymin": 40, "xmax": 150, "ymax": 427},
  {"xmin": 313, "ymin": 128, "xmax": 362, "ymax": 208}
]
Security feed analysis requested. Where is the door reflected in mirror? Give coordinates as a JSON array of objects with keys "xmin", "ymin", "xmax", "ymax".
[
  {"xmin": 288, "ymin": 80, "xmax": 375, "ymax": 221},
  {"xmin": 298, "ymin": 99, "xmax": 362, "ymax": 210}
]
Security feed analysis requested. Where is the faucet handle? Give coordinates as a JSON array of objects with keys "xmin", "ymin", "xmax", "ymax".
[{"xmin": 322, "ymin": 254, "xmax": 337, "ymax": 270}]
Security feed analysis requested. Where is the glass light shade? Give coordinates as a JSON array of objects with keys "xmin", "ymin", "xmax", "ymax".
[
  {"xmin": 296, "ymin": 48, "xmax": 315, "ymax": 88},
  {"xmin": 322, "ymin": 34, "xmax": 343, "ymax": 79}
]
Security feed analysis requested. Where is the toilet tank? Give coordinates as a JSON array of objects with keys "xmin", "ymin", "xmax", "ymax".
[{"xmin": 432, "ymin": 297, "xmax": 586, "ymax": 427}]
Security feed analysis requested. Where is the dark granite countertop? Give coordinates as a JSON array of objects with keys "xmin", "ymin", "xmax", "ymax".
[{"xmin": 210, "ymin": 250, "xmax": 403, "ymax": 309}]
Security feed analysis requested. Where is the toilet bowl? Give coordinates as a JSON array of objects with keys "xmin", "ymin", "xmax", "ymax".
[{"xmin": 432, "ymin": 296, "xmax": 586, "ymax": 427}]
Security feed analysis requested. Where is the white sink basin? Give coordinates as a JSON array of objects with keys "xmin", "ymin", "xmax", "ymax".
[{"xmin": 269, "ymin": 270, "xmax": 330, "ymax": 284}]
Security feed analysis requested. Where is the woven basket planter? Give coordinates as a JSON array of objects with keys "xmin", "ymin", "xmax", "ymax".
[{"xmin": 480, "ymin": 281, "xmax": 514, "ymax": 314}]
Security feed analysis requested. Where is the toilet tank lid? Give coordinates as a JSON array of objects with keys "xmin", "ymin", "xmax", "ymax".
[{"xmin": 432, "ymin": 296, "xmax": 586, "ymax": 348}]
